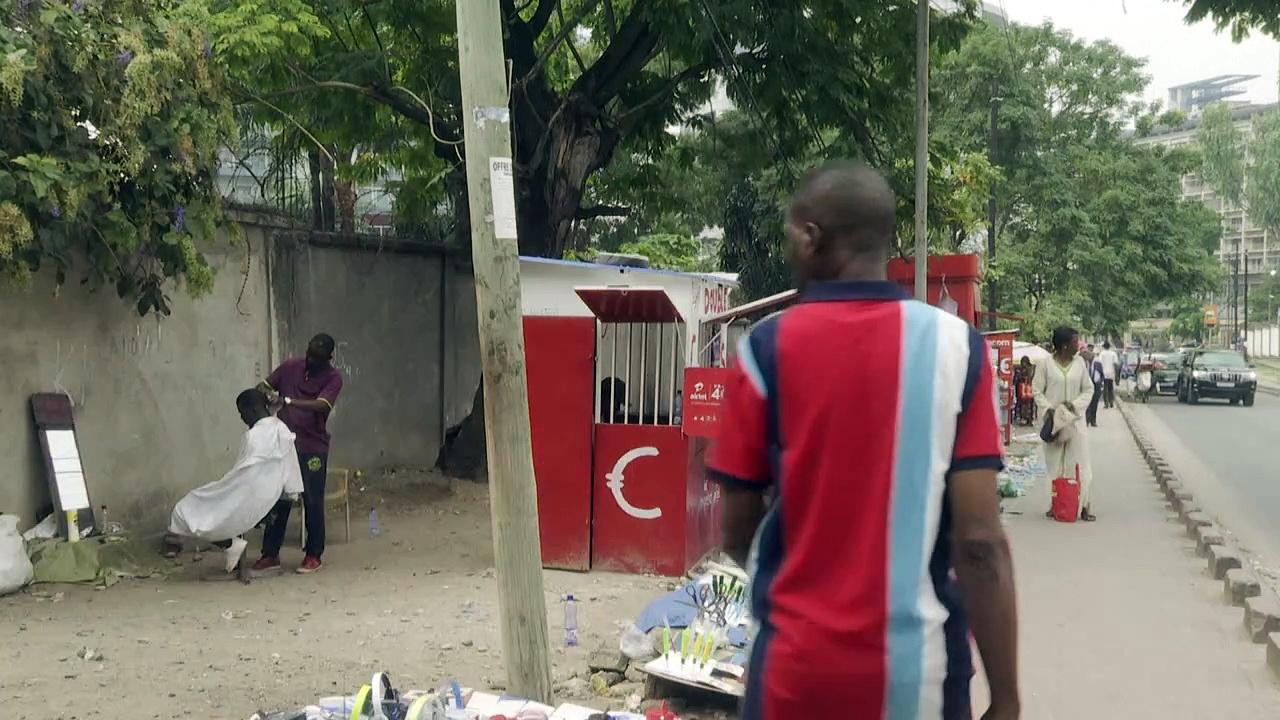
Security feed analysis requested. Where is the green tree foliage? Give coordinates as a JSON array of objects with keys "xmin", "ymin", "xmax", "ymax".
[
  {"xmin": 1197, "ymin": 102, "xmax": 1245, "ymax": 206},
  {"xmin": 1169, "ymin": 296, "xmax": 1208, "ymax": 343},
  {"xmin": 1245, "ymin": 111, "xmax": 1280, "ymax": 240},
  {"xmin": 579, "ymin": 110, "xmax": 769, "ymax": 255},
  {"xmin": 212, "ymin": 0, "xmax": 977, "ymax": 259},
  {"xmin": 615, "ymin": 233, "xmax": 707, "ymax": 272},
  {"xmin": 1, "ymin": 0, "xmax": 237, "ymax": 314},
  {"xmin": 1178, "ymin": 0, "xmax": 1280, "ymax": 41},
  {"xmin": 1247, "ymin": 271, "xmax": 1280, "ymax": 323},
  {"xmin": 933, "ymin": 21, "xmax": 1220, "ymax": 341},
  {"xmin": 719, "ymin": 175, "xmax": 788, "ymax": 301}
]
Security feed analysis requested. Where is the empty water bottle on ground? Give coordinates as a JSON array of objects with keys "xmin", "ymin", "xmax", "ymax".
[
  {"xmin": 564, "ymin": 594, "xmax": 579, "ymax": 646},
  {"xmin": 369, "ymin": 507, "xmax": 380, "ymax": 538}
]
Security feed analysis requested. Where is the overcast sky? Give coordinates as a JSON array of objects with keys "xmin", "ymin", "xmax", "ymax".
[{"xmin": 1001, "ymin": 0, "xmax": 1280, "ymax": 106}]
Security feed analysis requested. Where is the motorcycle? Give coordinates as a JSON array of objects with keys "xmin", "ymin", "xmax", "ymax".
[{"xmin": 1135, "ymin": 358, "xmax": 1155, "ymax": 403}]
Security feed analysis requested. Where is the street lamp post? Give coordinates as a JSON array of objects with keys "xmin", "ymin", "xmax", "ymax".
[{"xmin": 1264, "ymin": 267, "xmax": 1274, "ymax": 356}]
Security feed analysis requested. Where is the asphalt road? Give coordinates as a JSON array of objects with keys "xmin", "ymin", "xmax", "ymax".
[{"xmin": 1140, "ymin": 390, "xmax": 1280, "ymax": 563}]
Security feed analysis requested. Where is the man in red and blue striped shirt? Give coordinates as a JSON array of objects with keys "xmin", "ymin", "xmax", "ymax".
[{"xmin": 710, "ymin": 162, "xmax": 1019, "ymax": 720}]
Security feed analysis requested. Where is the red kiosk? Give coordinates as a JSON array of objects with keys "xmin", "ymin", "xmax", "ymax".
[
  {"xmin": 520, "ymin": 258, "xmax": 736, "ymax": 576},
  {"xmin": 520, "ymin": 253, "xmax": 1001, "ymax": 576}
]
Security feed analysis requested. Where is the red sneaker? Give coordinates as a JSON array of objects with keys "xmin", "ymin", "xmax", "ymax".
[
  {"xmin": 252, "ymin": 556, "xmax": 281, "ymax": 572},
  {"xmin": 296, "ymin": 556, "xmax": 322, "ymax": 574}
]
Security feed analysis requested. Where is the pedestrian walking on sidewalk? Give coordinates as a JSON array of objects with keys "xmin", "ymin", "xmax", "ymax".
[
  {"xmin": 1084, "ymin": 352, "xmax": 1104, "ymax": 428},
  {"xmin": 1014, "ymin": 357, "xmax": 1037, "ymax": 426},
  {"xmin": 710, "ymin": 162, "xmax": 1020, "ymax": 720},
  {"xmin": 1033, "ymin": 327, "xmax": 1097, "ymax": 521},
  {"xmin": 1097, "ymin": 342, "xmax": 1120, "ymax": 409}
]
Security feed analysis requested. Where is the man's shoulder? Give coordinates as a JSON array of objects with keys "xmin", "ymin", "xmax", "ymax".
[{"xmin": 272, "ymin": 356, "xmax": 304, "ymax": 377}]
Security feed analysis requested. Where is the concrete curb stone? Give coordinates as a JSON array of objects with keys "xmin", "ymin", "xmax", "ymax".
[
  {"xmin": 1196, "ymin": 525, "xmax": 1225, "ymax": 557},
  {"xmin": 1245, "ymin": 596, "xmax": 1280, "ymax": 643},
  {"xmin": 1174, "ymin": 489, "xmax": 1194, "ymax": 510},
  {"xmin": 1183, "ymin": 510, "xmax": 1212, "ymax": 535},
  {"xmin": 1267, "ymin": 633, "xmax": 1280, "ymax": 680},
  {"xmin": 1225, "ymin": 568, "xmax": 1263, "ymax": 606},
  {"xmin": 1119, "ymin": 402, "xmax": 1280, "ymax": 679},
  {"xmin": 1209, "ymin": 545, "xmax": 1244, "ymax": 580}
]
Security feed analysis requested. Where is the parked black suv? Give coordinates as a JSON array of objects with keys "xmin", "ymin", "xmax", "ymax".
[{"xmin": 1176, "ymin": 349, "xmax": 1257, "ymax": 406}]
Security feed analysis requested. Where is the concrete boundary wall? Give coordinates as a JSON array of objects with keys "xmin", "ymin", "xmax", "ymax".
[{"xmin": 0, "ymin": 213, "xmax": 481, "ymax": 532}]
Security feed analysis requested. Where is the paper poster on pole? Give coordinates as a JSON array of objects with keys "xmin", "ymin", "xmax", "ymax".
[{"xmin": 489, "ymin": 157, "xmax": 518, "ymax": 239}]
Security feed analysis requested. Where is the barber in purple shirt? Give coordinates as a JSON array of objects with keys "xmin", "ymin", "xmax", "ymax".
[{"xmin": 252, "ymin": 333, "xmax": 344, "ymax": 575}]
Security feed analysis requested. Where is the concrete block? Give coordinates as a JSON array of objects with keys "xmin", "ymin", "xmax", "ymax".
[
  {"xmin": 1245, "ymin": 596, "xmax": 1280, "ymax": 643},
  {"xmin": 1267, "ymin": 633, "xmax": 1280, "ymax": 680},
  {"xmin": 1171, "ymin": 489, "xmax": 1194, "ymax": 511},
  {"xmin": 1183, "ymin": 511, "xmax": 1212, "ymax": 536},
  {"xmin": 1164, "ymin": 482, "xmax": 1182, "ymax": 502},
  {"xmin": 586, "ymin": 645, "xmax": 628, "ymax": 674},
  {"xmin": 1208, "ymin": 545, "xmax": 1243, "ymax": 579},
  {"xmin": 1225, "ymin": 568, "xmax": 1263, "ymax": 606},
  {"xmin": 1196, "ymin": 525, "xmax": 1225, "ymax": 557}
]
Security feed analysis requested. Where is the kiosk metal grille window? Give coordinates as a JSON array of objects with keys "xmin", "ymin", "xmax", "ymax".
[{"xmin": 574, "ymin": 287, "xmax": 685, "ymax": 426}]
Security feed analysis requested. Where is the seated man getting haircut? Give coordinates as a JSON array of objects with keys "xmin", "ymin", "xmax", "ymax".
[{"xmin": 163, "ymin": 389, "xmax": 304, "ymax": 579}]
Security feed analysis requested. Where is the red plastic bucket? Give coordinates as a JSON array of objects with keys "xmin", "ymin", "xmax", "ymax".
[{"xmin": 1051, "ymin": 466, "xmax": 1081, "ymax": 523}]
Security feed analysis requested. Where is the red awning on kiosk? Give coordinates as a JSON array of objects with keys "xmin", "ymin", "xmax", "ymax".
[{"xmin": 574, "ymin": 286, "xmax": 684, "ymax": 323}]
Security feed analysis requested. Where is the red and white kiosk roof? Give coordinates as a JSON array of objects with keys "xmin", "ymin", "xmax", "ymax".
[{"xmin": 519, "ymin": 256, "xmax": 737, "ymax": 326}]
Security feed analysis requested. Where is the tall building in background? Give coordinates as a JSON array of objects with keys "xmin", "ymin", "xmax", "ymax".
[
  {"xmin": 1133, "ymin": 77, "xmax": 1277, "ymax": 340},
  {"xmin": 1167, "ymin": 74, "xmax": 1259, "ymax": 115}
]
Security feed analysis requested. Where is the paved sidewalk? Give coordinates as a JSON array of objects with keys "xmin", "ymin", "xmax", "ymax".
[{"xmin": 973, "ymin": 409, "xmax": 1280, "ymax": 717}]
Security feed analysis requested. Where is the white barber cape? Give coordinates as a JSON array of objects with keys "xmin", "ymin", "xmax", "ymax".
[{"xmin": 168, "ymin": 416, "xmax": 304, "ymax": 542}]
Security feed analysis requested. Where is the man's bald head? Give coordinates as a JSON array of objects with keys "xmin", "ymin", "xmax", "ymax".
[{"xmin": 785, "ymin": 161, "xmax": 897, "ymax": 284}]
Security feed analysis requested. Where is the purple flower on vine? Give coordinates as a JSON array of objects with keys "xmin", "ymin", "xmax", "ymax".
[
  {"xmin": 117, "ymin": 50, "xmax": 134, "ymax": 68},
  {"xmin": 202, "ymin": 40, "xmax": 213, "ymax": 59},
  {"xmin": 173, "ymin": 205, "xmax": 186, "ymax": 232},
  {"xmin": 50, "ymin": 206, "xmax": 61, "ymax": 219},
  {"xmin": 72, "ymin": 0, "xmax": 86, "ymax": 12},
  {"xmin": 16, "ymin": 0, "xmax": 32, "ymax": 17}
]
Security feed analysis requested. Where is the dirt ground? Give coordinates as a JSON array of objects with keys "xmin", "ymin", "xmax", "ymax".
[{"xmin": 0, "ymin": 473, "xmax": 714, "ymax": 719}]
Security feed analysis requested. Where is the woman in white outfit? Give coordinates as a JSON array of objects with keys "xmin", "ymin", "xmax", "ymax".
[{"xmin": 1033, "ymin": 326, "xmax": 1097, "ymax": 521}]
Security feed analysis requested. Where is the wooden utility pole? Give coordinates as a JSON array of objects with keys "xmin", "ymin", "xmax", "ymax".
[
  {"xmin": 913, "ymin": 0, "xmax": 930, "ymax": 301},
  {"xmin": 454, "ymin": 0, "xmax": 554, "ymax": 703}
]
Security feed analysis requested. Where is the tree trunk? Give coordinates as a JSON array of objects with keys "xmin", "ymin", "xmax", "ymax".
[
  {"xmin": 336, "ymin": 177, "xmax": 356, "ymax": 235},
  {"xmin": 335, "ymin": 147, "xmax": 357, "ymax": 235},
  {"xmin": 320, "ymin": 149, "xmax": 337, "ymax": 232}
]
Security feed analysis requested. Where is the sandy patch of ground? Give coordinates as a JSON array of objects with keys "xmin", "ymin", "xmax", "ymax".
[{"xmin": 0, "ymin": 473, "xmax": 699, "ymax": 719}]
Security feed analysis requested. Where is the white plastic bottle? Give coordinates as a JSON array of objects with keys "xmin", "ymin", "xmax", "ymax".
[{"xmin": 564, "ymin": 594, "xmax": 579, "ymax": 646}]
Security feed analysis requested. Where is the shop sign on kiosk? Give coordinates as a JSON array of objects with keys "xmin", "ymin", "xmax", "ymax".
[
  {"xmin": 982, "ymin": 330, "xmax": 1017, "ymax": 445},
  {"xmin": 682, "ymin": 367, "xmax": 731, "ymax": 439}
]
